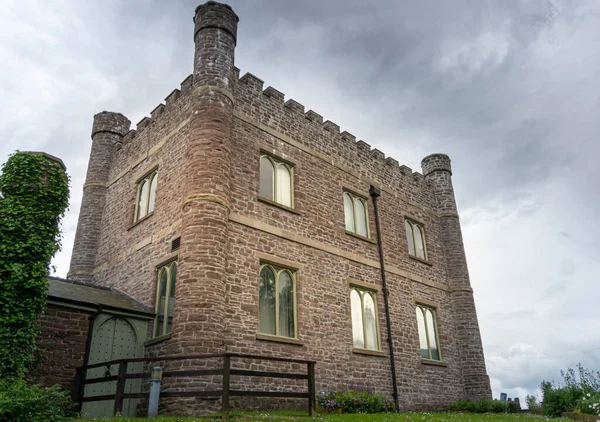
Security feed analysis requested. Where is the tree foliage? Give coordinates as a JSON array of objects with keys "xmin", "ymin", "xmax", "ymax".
[{"xmin": 0, "ymin": 151, "xmax": 69, "ymax": 379}]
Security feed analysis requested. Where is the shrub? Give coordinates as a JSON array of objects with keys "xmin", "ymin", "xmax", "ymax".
[
  {"xmin": 317, "ymin": 389, "xmax": 395, "ymax": 413},
  {"xmin": 0, "ymin": 378, "xmax": 75, "ymax": 422},
  {"xmin": 540, "ymin": 380, "xmax": 584, "ymax": 417},
  {"xmin": 578, "ymin": 391, "xmax": 600, "ymax": 417},
  {"xmin": 447, "ymin": 397, "xmax": 510, "ymax": 413}
]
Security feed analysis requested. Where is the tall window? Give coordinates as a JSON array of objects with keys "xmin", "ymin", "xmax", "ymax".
[
  {"xmin": 258, "ymin": 263, "xmax": 296, "ymax": 338},
  {"xmin": 350, "ymin": 287, "xmax": 380, "ymax": 351},
  {"xmin": 154, "ymin": 262, "xmax": 177, "ymax": 337},
  {"xmin": 344, "ymin": 192, "xmax": 369, "ymax": 238},
  {"xmin": 135, "ymin": 170, "xmax": 158, "ymax": 221},
  {"xmin": 416, "ymin": 304, "xmax": 441, "ymax": 361},
  {"xmin": 259, "ymin": 155, "xmax": 293, "ymax": 208},
  {"xmin": 405, "ymin": 219, "xmax": 427, "ymax": 260}
]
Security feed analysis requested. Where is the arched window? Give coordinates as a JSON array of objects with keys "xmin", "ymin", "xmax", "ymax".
[
  {"xmin": 258, "ymin": 264, "xmax": 296, "ymax": 338},
  {"xmin": 135, "ymin": 170, "xmax": 158, "ymax": 222},
  {"xmin": 349, "ymin": 287, "xmax": 380, "ymax": 351},
  {"xmin": 259, "ymin": 155, "xmax": 294, "ymax": 208},
  {"xmin": 405, "ymin": 219, "xmax": 427, "ymax": 261},
  {"xmin": 343, "ymin": 192, "xmax": 369, "ymax": 238},
  {"xmin": 415, "ymin": 304, "xmax": 441, "ymax": 361},
  {"xmin": 154, "ymin": 261, "xmax": 177, "ymax": 338}
]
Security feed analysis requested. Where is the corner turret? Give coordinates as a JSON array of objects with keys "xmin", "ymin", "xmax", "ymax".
[
  {"xmin": 68, "ymin": 111, "xmax": 130, "ymax": 282},
  {"xmin": 421, "ymin": 152, "xmax": 492, "ymax": 400}
]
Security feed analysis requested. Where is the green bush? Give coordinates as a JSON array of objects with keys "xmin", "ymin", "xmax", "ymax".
[
  {"xmin": 577, "ymin": 391, "xmax": 600, "ymax": 416},
  {"xmin": 318, "ymin": 389, "xmax": 395, "ymax": 413},
  {"xmin": 540, "ymin": 380, "xmax": 584, "ymax": 417},
  {"xmin": 447, "ymin": 397, "xmax": 510, "ymax": 413},
  {"xmin": 0, "ymin": 378, "xmax": 75, "ymax": 422}
]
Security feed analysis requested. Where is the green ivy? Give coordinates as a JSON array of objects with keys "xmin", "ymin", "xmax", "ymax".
[{"xmin": 0, "ymin": 151, "xmax": 69, "ymax": 379}]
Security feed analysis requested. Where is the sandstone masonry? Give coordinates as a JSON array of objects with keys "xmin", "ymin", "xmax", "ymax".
[{"xmin": 68, "ymin": 1, "xmax": 491, "ymax": 412}]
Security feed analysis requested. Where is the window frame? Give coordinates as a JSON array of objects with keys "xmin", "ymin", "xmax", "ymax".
[
  {"xmin": 258, "ymin": 153, "xmax": 295, "ymax": 209},
  {"xmin": 258, "ymin": 262, "xmax": 298, "ymax": 340},
  {"xmin": 405, "ymin": 218, "xmax": 428, "ymax": 261},
  {"xmin": 153, "ymin": 261, "xmax": 177, "ymax": 338},
  {"xmin": 349, "ymin": 285, "xmax": 382, "ymax": 352},
  {"xmin": 415, "ymin": 303, "xmax": 442, "ymax": 362},
  {"xmin": 134, "ymin": 169, "xmax": 158, "ymax": 222},
  {"xmin": 343, "ymin": 191, "xmax": 370, "ymax": 239}
]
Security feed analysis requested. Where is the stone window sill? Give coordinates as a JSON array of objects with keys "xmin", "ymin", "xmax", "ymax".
[
  {"xmin": 144, "ymin": 333, "xmax": 170, "ymax": 347},
  {"xmin": 421, "ymin": 358, "xmax": 447, "ymax": 367},
  {"xmin": 353, "ymin": 348, "xmax": 385, "ymax": 357},
  {"xmin": 345, "ymin": 230, "xmax": 376, "ymax": 244},
  {"xmin": 128, "ymin": 212, "xmax": 154, "ymax": 231},
  {"xmin": 258, "ymin": 196, "xmax": 301, "ymax": 215},
  {"xmin": 256, "ymin": 333, "xmax": 303, "ymax": 346},
  {"xmin": 409, "ymin": 255, "xmax": 432, "ymax": 266}
]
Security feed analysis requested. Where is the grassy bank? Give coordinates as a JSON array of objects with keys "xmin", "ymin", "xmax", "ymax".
[{"xmin": 79, "ymin": 411, "xmax": 561, "ymax": 421}]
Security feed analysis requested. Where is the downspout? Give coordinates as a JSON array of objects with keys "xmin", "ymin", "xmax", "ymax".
[{"xmin": 369, "ymin": 185, "xmax": 400, "ymax": 412}]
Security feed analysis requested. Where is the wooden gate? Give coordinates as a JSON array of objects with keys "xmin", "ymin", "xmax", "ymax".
[{"xmin": 81, "ymin": 315, "xmax": 144, "ymax": 418}]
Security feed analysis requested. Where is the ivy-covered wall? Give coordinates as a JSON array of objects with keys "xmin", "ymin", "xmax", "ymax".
[{"xmin": 0, "ymin": 151, "xmax": 69, "ymax": 379}]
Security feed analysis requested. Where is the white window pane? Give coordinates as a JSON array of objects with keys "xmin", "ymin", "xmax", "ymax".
[
  {"xmin": 416, "ymin": 307, "xmax": 429, "ymax": 359},
  {"xmin": 426, "ymin": 309, "xmax": 439, "ymax": 360},
  {"xmin": 344, "ymin": 193, "xmax": 355, "ymax": 232},
  {"xmin": 148, "ymin": 173, "xmax": 158, "ymax": 213},
  {"xmin": 278, "ymin": 272, "xmax": 295, "ymax": 338},
  {"xmin": 276, "ymin": 165, "xmax": 292, "ymax": 207},
  {"xmin": 363, "ymin": 293, "xmax": 379, "ymax": 350},
  {"xmin": 259, "ymin": 157, "xmax": 274, "ymax": 200},
  {"xmin": 405, "ymin": 221, "xmax": 415, "ymax": 256},
  {"xmin": 259, "ymin": 267, "xmax": 276, "ymax": 335},
  {"xmin": 137, "ymin": 180, "xmax": 149, "ymax": 219},
  {"xmin": 156, "ymin": 269, "xmax": 168, "ymax": 335},
  {"xmin": 166, "ymin": 264, "xmax": 176, "ymax": 334},
  {"xmin": 355, "ymin": 199, "xmax": 368, "ymax": 237},
  {"xmin": 350, "ymin": 290, "xmax": 364, "ymax": 348},
  {"xmin": 414, "ymin": 225, "xmax": 425, "ymax": 260}
]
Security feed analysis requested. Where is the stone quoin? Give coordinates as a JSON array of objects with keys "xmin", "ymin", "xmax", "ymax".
[{"xmin": 52, "ymin": 0, "xmax": 492, "ymax": 415}]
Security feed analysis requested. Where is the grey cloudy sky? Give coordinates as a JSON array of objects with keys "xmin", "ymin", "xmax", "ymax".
[{"xmin": 2, "ymin": 0, "xmax": 599, "ymax": 403}]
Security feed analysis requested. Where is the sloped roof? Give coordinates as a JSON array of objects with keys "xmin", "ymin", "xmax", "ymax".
[{"xmin": 48, "ymin": 277, "xmax": 154, "ymax": 316}]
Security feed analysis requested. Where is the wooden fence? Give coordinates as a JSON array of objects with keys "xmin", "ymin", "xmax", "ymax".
[{"xmin": 73, "ymin": 353, "xmax": 316, "ymax": 418}]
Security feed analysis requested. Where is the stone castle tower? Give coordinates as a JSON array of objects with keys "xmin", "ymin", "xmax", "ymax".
[{"xmin": 68, "ymin": 1, "xmax": 491, "ymax": 411}]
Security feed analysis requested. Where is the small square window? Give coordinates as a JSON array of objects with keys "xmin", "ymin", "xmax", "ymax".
[
  {"xmin": 154, "ymin": 262, "xmax": 176, "ymax": 338},
  {"xmin": 344, "ymin": 192, "xmax": 369, "ymax": 238},
  {"xmin": 350, "ymin": 286, "xmax": 380, "ymax": 351},
  {"xmin": 135, "ymin": 171, "xmax": 158, "ymax": 222},
  {"xmin": 416, "ymin": 304, "xmax": 441, "ymax": 361},
  {"xmin": 258, "ymin": 263, "xmax": 296, "ymax": 338},
  {"xmin": 259, "ymin": 155, "xmax": 293, "ymax": 208},
  {"xmin": 405, "ymin": 219, "xmax": 427, "ymax": 261}
]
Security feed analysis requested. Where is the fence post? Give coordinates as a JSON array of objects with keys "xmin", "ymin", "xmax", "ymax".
[
  {"xmin": 222, "ymin": 355, "xmax": 231, "ymax": 420},
  {"xmin": 148, "ymin": 367, "xmax": 163, "ymax": 417},
  {"xmin": 307, "ymin": 362, "xmax": 316, "ymax": 417},
  {"xmin": 72, "ymin": 367, "xmax": 84, "ymax": 412},
  {"xmin": 113, "ymin": 362, "xmax": 128, "ymax": 416}
]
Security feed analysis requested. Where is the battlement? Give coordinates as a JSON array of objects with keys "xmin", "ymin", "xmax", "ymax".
[
  {"xmin": 234, "ymin": 69, "xmax": 433, "ymax": 188},
  {"xmin": 120, "ymin": 67, "xmax": 437, "ymax": 191}
]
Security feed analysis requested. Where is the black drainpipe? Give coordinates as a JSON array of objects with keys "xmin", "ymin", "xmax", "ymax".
[{"xmin": 369, "ymin": 185, "xmax": 400, "ymax": 412}]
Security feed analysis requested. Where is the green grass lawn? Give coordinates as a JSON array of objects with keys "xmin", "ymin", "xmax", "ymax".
[{"xmin": 79, "ymin": 411, "xmax": 563, "ymax": 421}]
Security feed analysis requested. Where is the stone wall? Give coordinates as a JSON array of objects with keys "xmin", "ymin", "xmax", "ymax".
[
  {"xmin": 29, "ymin": 304, "xmax": 91, "ymax": 392},
  {"xmin": 67, "ymin": 0, "xmax": 491, "ymax": 413}
]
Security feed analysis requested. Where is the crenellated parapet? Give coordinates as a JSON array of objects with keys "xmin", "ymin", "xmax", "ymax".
[{"xmin": 231, "ymin": 69, "xmax": 432, "ymax": 195}]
